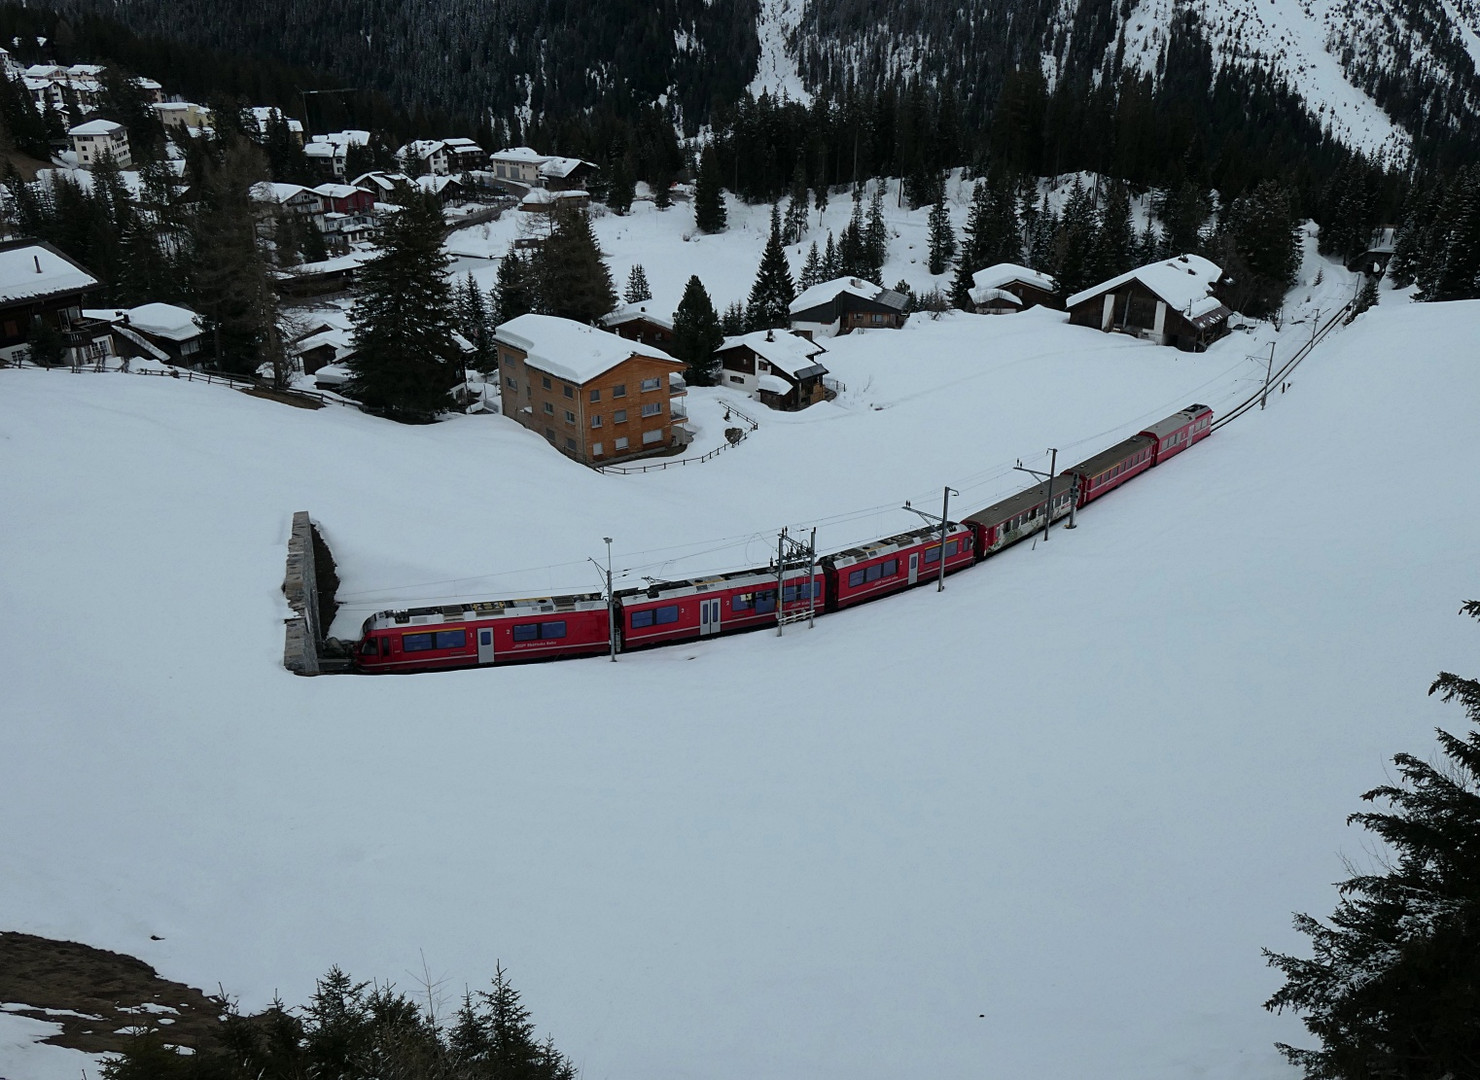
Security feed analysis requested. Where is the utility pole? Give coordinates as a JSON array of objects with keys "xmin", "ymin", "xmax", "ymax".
[
  {"xmin": 1013, "ymin": 448, "xmax": 1059, "ymax": 543},
  {"xmin": 776, "ymin": 529, "xmax": 785, "ymax": 637},
  {"xmin": 1261, "ymin": 340, "xmax": 1276, "ymax": 410},
  {"xmin": 589, "ymin": 538, "xmax": 617, "ymax": 661},
  {"xmin": 901, "ymin": 486, "xmax": 959, "ymax": 590}
]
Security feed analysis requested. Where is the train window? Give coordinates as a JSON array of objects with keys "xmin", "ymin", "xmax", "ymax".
[
  {"xmin": 864, "ymin": 563, "xmax": 884, "ymax": 582},
  {"xmin": 924, "ymin": 546, "xmax": 941, "ymax": 564},
  {"xmin": 512, "ymin": 624, "xmax": 539, "ymax": 642},
  {"xmin": 630, "ymin": 610, "xmax": 655, "ymax": 628},
  {"xmin": 540, "ymin": 621, "xmax": 567, "ymax": 639},
  {"xmin": 945, "ymin": 540, "xmax": 959, "ymax": 556},
  {"xmin": 402, "ymin": 632, "xmax": 436, "ymax": 652},
  {"xmin": 434, "ymin": 630, "xmax": 466, "ymax": 650},
  {"xmin": 883, "ymin": 558, "xmax": 898, "ymax": 575},
  {"xmin": 733, "ymin": 593, "xmax": 753, "ymax": 610},
  {"xmin": 654, "ymin": 605, "xmax": 680, "ymax": 625},
  {"xmin": 754, "ymin": 590, "xmax": 777, "ymax": 613},
  {"xmin": 848, "ymin": 569, "xmax": 865, "ymax": 587}
]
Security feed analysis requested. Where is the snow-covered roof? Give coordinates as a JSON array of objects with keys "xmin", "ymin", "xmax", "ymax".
[
  {"xmin": 491, "ymin": 146, "xmax": 547, "ymax": 163},
  {"xmin": 1065, "ymin": 254, "xmax": 1223, "ymax": 312},
  {"xmin": 970, "ymin": 263, "xmax": 1056, "ymax": 296},
  {"xmin": 970, "ymin": 288, "xmax": 1023, "ymax": 308},
  {"xmin": 123, "ymin": 303, "xmax": 202, "ymax": 342},
  {"xmin": 0, "ymin": 242, "xmax": 99, "ymax": 303},
  {"xmin": 293, "ymin": 326, "xmax": 355, "ymax": 359},
  {"xmin": 249, "ymin": 107, "xmax": 303, "ymax": 135},
  {"xmin": 250, "ymin": 181, "xmax": 315, "ymax": 204},
  {"xmin": 417, "ymin": 175, "xmax": 461, "ymax": 194},
  {"xmin": 443, "ymin": 137, "xmax": 482, "ymax": 151},
  {"xmin": 718, "ymin": 330, "xmax": 828, "ymax": 378},
  {"xmin": 303, "ymin": 143, "xmax": 342, "ymax": 160},
  {"xmin": 68, "ymin": 119, "xmax": 124, "ymax": 137},
  {"xmin": 313, "ymin": 130, "xmax": 370, "ymax": 147},
  {"xmin": 539, "ymin": 156, "xmax": 595, "ymax": 179},
  {"xmin": 312, "ymin": 183, "xmax": 361, "ymax": 199},
  {"xmin": 496, "ymin": 314, "xmax": 680, "ymax": 384},
  {"xmin": 600, "ymin": 302, "xmax": 674, "ymax": 332},
  {"xmin": 788, "ymin": 276, "xmax": 904, "ymax": 315},
  {"xmin": 757, "ymin": 374, "xmax": 791, "ymax": 395},
  {"xmin": 402, "ymin": 139, "xmax": 446, "ymax": 159}
]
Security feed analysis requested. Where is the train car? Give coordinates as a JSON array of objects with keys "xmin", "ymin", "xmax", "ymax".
[
  {"xmin": 618, "ymin": 566, "xmax": 826, "ymax": 649},
  {"xmin": 1138, "ymin": 403, "xmax": 1213, "ymax": 465},
  {"xmin": 353, "ymin": 593, "xmax": 610, "ymax": 672},
  {"xmin": 821, "ymin": 524, "xmax": 976, "ymax": 611},
  {"xmin": 963, "ymin": 477, "xmax": 1078, "ymax": 557},
  {"xmin": 1061, "ymin": 434, "xmax": 1156, "ymax": 508}
]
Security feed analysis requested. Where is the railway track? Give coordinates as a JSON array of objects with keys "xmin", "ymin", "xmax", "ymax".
[{"xmin": 1212, "ymin": 299, "xmax": 1353, "ymax": 431}]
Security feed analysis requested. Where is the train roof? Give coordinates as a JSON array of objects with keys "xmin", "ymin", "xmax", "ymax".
[
  {"xmin": 822, "ymin": 521, "xmax": 973, "ymax": 569},
  {"xmin": 1063, "ymin": 434, "xmax": 1155, "ymax": 478},
  {"xmin": 964, "ymin": 476, "xmax": 1074, "ymax": 527},
  {"xmin": 620, "ymin": 563, "xmax": 820, "ymax": 603},
  {"xmin": 363, "ymin": 593, "xmax": 606, "ymax": 632},
  {"xmin": 1139, "ymin": 404, "xmax": 1211, "ymax": 439}
]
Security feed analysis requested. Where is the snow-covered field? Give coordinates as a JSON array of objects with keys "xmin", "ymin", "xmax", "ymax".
[{"xmin": 4, "ymin": 276, "xmax": 1479, "ymax": 1080}]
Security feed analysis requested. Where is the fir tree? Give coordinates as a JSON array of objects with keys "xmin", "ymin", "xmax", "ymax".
[
  {"xmin": 481, "ymin": 961, "xmax": 541, "ymax": 1078},
  {"xmin": 1050, "ymin": 177, "xmax": 1099, "ymax": 297},
  {"xmin": 1091, "ymin": 183, "xmax": 1136, "ymax": 282},
  {"xmin": 839, "ymin": 195, "xmax": 868, "ymax": 278},
  {"xmin": 693, "ymin": 145, "xmax": 727, "ymax": 234},
  {"xmin": 721, "ymin": 300, "xmax": 747, "ymax": 335},
  {"xmin": 1264, "ymin": 601, "xmax": 1480, "ymax": 1080},
  {"xmin": 671, "ymin": 275, "xmax": 724, "ymax": 386},
  {"xmin": 1211, "ymin": 179, "xmax": 1300, "ymax": 316},
  {"xmin": 624, "ymin": 264, "xmax": 653, "ymax": 304},
  {"xmin": 927, "ymin": 192, "xmax": 956, "ymax": 276},
  {"xmin": 746, "ymin": 205, "xmax": 796, "ymax": 330},
  {"xmin": 536, "ymin": 207, "xmax": 617, "ymax": 323},
  {"xmin": 652, "ymin": 170, "xmax": 674, "ymax": 210},
  {"xmin": 782, "ymin": 159, "xmax": 809, "ymax": 244},
  {"xmin": 494, "ymin": 248, "xmax": 536, "ymax": 325},
  {"xmin": 347, "ymin": 194, "xmax": 461, "ymax": 421},
  {"xmin": 1156, "ymin": 181, "xmax": 1212, "ymax": 256},
  {"xmin": 864, "ymin": 184, "xmax": 889, "ymax": 278},
  {"xmin": 822, "ymin": 231, "xmax": 842, "ymax": 279},
  {"xmin": 1416, "ymin": 165, "xmax": 1480, "ymax": 302},
  {"xmin": 799, "ymin": 241, "xmax": 823, "ymax": 289},
  {"xmin": 455, "ymin": 271, "xmax": 495, "ymax": 370},
  {"xmin": 606, "ymin": 154, "xmax": 635, "ymax": 215}
]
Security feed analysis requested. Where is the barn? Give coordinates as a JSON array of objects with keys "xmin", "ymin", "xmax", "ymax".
[{"xmin": 1065, "ymin": 254, "xmax": 1232, "ymax": 352}]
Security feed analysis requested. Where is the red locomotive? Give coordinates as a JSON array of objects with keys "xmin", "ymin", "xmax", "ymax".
[{"xmin": 352, "ymin": 405, "xmax": 1213, "ymax": 673}]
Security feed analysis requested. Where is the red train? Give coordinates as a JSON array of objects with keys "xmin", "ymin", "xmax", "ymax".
[{"xmin": 352, "ymin": 404, "xmax": 1213, "ymax": 673}]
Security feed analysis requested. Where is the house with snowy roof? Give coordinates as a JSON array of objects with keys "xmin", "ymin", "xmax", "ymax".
[
  {"xmin": 305, "ymin": 131, "xmax": 369, "ymax": 179},
  {"xmin": 600, "ymin": 303, "xmax": 675, "ymax": 350},
  {"xmin": 86, "ymin": 302, "xmax": 205, "ymax": 365},
  {"xmin": 0, "ymin": 239, "xmax": 111, "ymax": 366},
  {"xmin": 967, "ymin": 263, "xmax": 1061, "ymax": 314},
  {"xmin": 250, "ymin": 182, "xmax": 323, "ymax": 221},
  {"xmin": 441, "ymin": 137, "xmax": 487, "ymax": 173},
  {"xmin": 716, "ymin": 329, "xmax": 829, "ymax": 411},
  {"xmin": 495, "ymin": 313, "xmax": 691, "ymax": 464},
  {"xmin": 788, "ymin": 277, "xmax": 909, "ymax": 337},
  {"xmin": 68, "ymin": 119, "xmax": 131, "ymax": 170},
  {"xmin": 351, "ymin": 171, "xmax": 414, "ymax": 199},
  {"xmin": 488, "ymin": 146, "xmax": 548, "ymax": 185},
  {"xmin": 249, "ymin": 107, "xmax": 303, "ymax": 144},
  {"xmin": 539, "ymin": 156, "xmax": 598, "ymax": 191},
  {"xmin": 155, "ymin": 101, "xmax": 211, "ymax": 134},
  {"xmin": 1065, "ymin": 253, "xmax": 1231, "ymax": 352},
  {"xmin": 416, "ymin": 174, "xmax": 467, "ymax": 207}
]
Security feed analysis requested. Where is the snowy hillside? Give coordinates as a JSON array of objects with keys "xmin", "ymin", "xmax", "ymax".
[{"xmin": 5, "ymin": 270, "xmax": 1480, "ymax": 1080}]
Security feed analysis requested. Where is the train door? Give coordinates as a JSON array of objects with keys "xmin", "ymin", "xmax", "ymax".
[
  {"xmin": 477, "ymin": 626, "xmax": 495, "ymax": 664},
  {"xmin": 907, "ymin": 552, "xmax": 919, "ymax": 585},
  {"xmin": 699, "ymin": 598, "xmax": 721, "ymax": 637}
]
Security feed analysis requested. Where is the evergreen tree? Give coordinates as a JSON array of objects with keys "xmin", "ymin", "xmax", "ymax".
[
  {"xmin": 782, "ymin": 160, "xmax": 809, "ymax": 244},
  {"xmin": 746, "ymin": 204, "xmax": 797, "ymax": 330},
  {"xmin": 606, "ymin": 154, "xmax": 635, "ymax": 215},
  {"xmin": 799, "ymin": 240, "xmax": 823, "ymax": 289},
  {"xmin": 1264, "ymin": 600, "xmax": 1480, "ymax": 1080},
  {"xmin": 1091, "ymin": 183, "xmax": 1136, "ymax": 282},
  {"xmin": 535, "ymin": 207, "xmax": 617, "ymax": 323},
  {"xmin": 927, "ymin": 192, "xmax": 956, "ymax": 275},
  {"xmin": 1050, "ymin": 178, "xmax": 1099, "ymax": 297},
  {"xmin": 839, "ymin": 194, "xmax": 868, "ymax": 278},
  {"xmin": 721, "ymin": 300, "xmax": 747, "ymax": 335},
  {"xmin": 693, "ymin": 145, "xmax": 727, "ymax": 233},
  {"xmin": 1416, "ymin": 165, "xmax": 1480, "ymax": 302},
  {"xmin": 347, "ymin": 194, "xmax": 461, "ymax": 421},
  {"xmin": 822, "ymin": 231, "xmax": 842, "ymax": 279},
  {"xmin": 671, "ymin": 275, "xmax": 724, "ymax": 386},
  {"xmin": 864, "ymin": 184, "xmax": 889, "ymax": 278},
  {"xmin": 623, "ymin": 263, "xmax": 653, "ymax": 304},
  {"xmin": 481, "ymin": 961, "xmax": 542, "ymax": 1078},
  {"xmin": 494, "ymin": 248, "xmax": 536, "ymax": 325},
  {"xmin": 455, "ymin": 271, "xmax": 495, "ymax": 370},
  {"xmin": 1027, "ymin": 192, "xmax": 1057, "ymax": 271},
  {"xmin": 652, "ymin": 170, "xmax": 674, "ymax": 210},
  {"xmin": 1156, "ymin": 181, "xmax": 1212, "ymax": 256},
  {"xmin": 1211, "ymin": 179, "xmax": 1300, "ymax": 316}
]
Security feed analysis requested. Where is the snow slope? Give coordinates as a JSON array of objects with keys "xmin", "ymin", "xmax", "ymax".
[
  {"xmin": 748, "ymin": 0, "xmax": 811, "ymax": 104},
  {"xmin": 3, "ymin": 293, "xmax": 1479, "ymax": 1080}
]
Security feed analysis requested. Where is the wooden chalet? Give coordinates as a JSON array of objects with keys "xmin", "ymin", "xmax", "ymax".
[
  {"xmin": 788, "ymin": 276, "xmax": 909, "ymax": 336},
  {"xmin": 0, "ymin": 239, "xmax": 112, "ymax": 366},
  {"xmin": 599, "ymin": 303, "xmax": 676, "ymax": 350},
  {"xmin": 967, "ymin": 263, "xmax": 1061, "ymax": 313},
  {"xmin": 1065, "ymin": 254, "xmax": 1232, "ymax": 352},
  {"xmin": 716, "ymin": 329, "xmax": 829, "ymax": 412}
]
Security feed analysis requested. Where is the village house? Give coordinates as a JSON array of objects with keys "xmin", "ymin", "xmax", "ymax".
[
  {"xmin": 0, "ymin": 239, "xmax": 112, "ymax": 366},
  {"xmin": 539, "ymin": 156, "xmax": 599, "ymax": 192},
  {"xmin": 155, "ymin": 100, "xmax": 211, "ymax": 134},
  {"xmin": 398, "ymin": 139, "xmax": 450, "ymax": 176},
  {"xmin": 788, "ymin": 276, "xmax": 909, "ymax": 336},
  {"xmin": 249, "ymin": 106, "xmax": 304, "ymax": 144},
  {"xmin": 716, "ymin": 329, "xmax": 830, "ymax": 411},
  {"xmin": 250, "ymin": 182, "xmax": 324, "ymax": 226},
  {"xmin": 495, "ymin": 313, "xmax": 691, "ymax": 465},
  {"xmin": 518, "ymin": 187, "xmax": 589, "ymax": 214},
  {"xmin": 68, "ymin": 119, "xmax": 131, "ymax": 170},
  {"xmin": 351, "ymin": 171, "xmax": 414, "ymax": 201},
  {"xmin": 416, "ymin": 174, "xmax": 467, "ymax": 207},
  {"xmin": 488, "ymin": 146, "xmax": 548, "ymax": 186},
  {"xmin": 1065, "ymin": 253, "xmax": 1232, "ymax": 352},
  {"xmin": 305, "ymin": 131, "xmax": 369, "ymax": 179},
  {"xmin": 87, "ymin": 302, "xmax": 206, "ymax": 365},
  {"xmin": 600, "ymin": 303, "xmax": 676, "ymax": 350},
  {"xmin": 310, "ymin": 183, "xmax": 376, "ymax": 247},
  {"xmin": 290, "ymin": 314, "xmax": 357, "ymax": 379},
  {"xmin": 967, "ymin": 263, "xmax": 1061, "ymax": 314},
  {"xmin": 442, "ymin": 137, "xmax": 487, "ymax": 173}
]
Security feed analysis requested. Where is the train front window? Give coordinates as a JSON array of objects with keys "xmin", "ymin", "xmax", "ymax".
[{"xmin": 360, "ymin": 638, "xmax": 380, "ymax": 655}]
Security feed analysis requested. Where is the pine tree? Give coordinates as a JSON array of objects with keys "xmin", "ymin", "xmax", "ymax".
[
  {"xmin": 1417, "ymin": 165, "xmax": 1480, "ymax": 302},
  {"xmin": 799, "ymin": 241, "xmax": 823, "ymax": 289},
  {"xmin": 839, "ymin": 195, "xmax": 868, "ymax": 278},
  {"xmin": 494, "ymin": 248, "xmax": 536, "ymax": 325},
  {"xmin": 1264, "ymin": 601, "xmax": 1480, "ymax": 1080},
  {"xmin": 721, "ymin": 300, "xmax": 747, "ymax": 335},
  {"xmin": 606, "ymin": 154, "xmax": 635, "ymax": 215},
  {"xmin": 1091, "ymin": 183, "xmax": 1136, "ymax": 282},
  {"xmin": 535, "ymin": 207, "xmax": 617, "ymax": 323},
  {"xmin": 1211, "ymin": 179, "xmax": 1300, "ymax": 316},
  {"xmin": 782, "ymin": 159, "xmax": 809, "ymax": 244},
  {"xmin": 652, "ymin": 170, "xmax": 674, "ymax": 210},
  {"xmin": 865, "ymin": 184, "xmax": 889, "ymax": 278},
  {"xmin": 624, "ymin": 263, "xmax": 653, "ymax": 304},
  {"xmin": 693, "ymin": 145, "xmax": 727, "ymax": 233},
  {"xmin": 746, "ymin": 205, "xmax": 796, "ymax": 330},
  {"xmin": 1156, "ymin": 181, "xmax": 1212, "ymax": 256},
  {"xmin": 927, "ymin": 192, "xmax": 956, "ymax": 276},
  {"xmin": 1051, "ymin": 177, "xmax": 1099, "ymax": 297},
  {"xmin": 347, "ymin": 194, "xmax": 461, "ymax": 421},
  {"xmin": 481, "ymin": 962, "xmax": 541, "ymax": 1078},
  {"xmin": 455, "ymin": 271, "xmax": 495, "ymax": 370},
  {"xmin": 671, "ymin": 275, "xmax": 724, "ymax": 386},
  {"xmin": 822, "ymin": 231, "xmax": 842, "ymax": 279}
]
